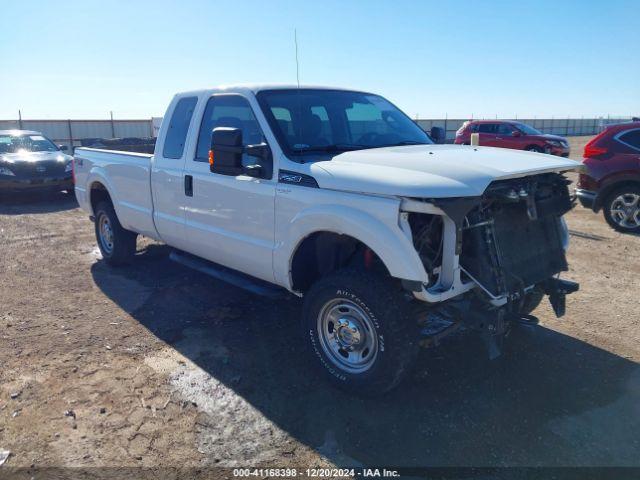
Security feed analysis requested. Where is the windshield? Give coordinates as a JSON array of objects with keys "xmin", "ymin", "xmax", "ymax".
[
  {"xmin": 0, "ymin": 133, "xmax": 59, "ymax": 154},
  {"xmin": 257, "ymin": 89, "xmax": 432, "ymax": 158},
  {"xmin": 513, "ymin": 123, "xmax": 542, "ymax": 135}
]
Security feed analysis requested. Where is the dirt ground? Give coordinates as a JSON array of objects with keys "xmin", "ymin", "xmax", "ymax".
[{"xmin": 1, "ymin": 136, "xmax": 639, "ymax": 472}]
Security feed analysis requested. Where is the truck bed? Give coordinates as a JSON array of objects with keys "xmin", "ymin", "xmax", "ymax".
[{"xmin": 73, "ymin": 147, "xmax": 158, "ymax": 239}]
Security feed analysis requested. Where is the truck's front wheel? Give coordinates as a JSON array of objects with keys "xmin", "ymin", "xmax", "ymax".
[
  {"xmin": 94, "ymin": 201, "xmax": 137, "ymax": 266},
  {"xmin": 303, "ymin": 269, "xmax": 419, "ymax": 395}
]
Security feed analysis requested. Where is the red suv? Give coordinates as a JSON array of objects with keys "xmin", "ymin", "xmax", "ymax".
[
  {"xmin": 576, "ymin": 122, "xmax": 640, "ymax": 233},
  {"xmin": 455, "ymin": 120, "xmax": 570, "ymax": 157}
]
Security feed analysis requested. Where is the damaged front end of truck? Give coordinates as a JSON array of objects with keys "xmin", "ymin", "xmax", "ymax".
[{"xmin": 401, "ymin": 172, "xmax": 579, "ymax": 357}]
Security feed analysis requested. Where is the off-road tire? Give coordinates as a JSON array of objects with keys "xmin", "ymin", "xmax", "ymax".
[
  {"xmin": 94, "ymin": 201, "xmax": 137, "ymax": 266},
  {"xmin": 303, "ymin": 269, "xmax": 420, "ymax": 396},
  {"xmin": 602, "ymin": 185, "xmax": 640, "ymax": 233}
]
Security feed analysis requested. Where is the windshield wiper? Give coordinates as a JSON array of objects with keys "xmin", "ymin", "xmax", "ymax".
[
  {"xmin": 388, "ymin": 140, "xmax": 430, "ymax": 146},
  {"xmin": 291, "ymin": 144, "xmax": 370, "ymax": 154}
]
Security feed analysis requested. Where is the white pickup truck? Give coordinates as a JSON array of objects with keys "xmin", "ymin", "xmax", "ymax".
[{"xmin": 74, "ymin": 85, "xmax": 580, "ymax": 394}]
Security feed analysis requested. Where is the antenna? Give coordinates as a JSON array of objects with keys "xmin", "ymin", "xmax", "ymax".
[
  {"xmin": 294, "ymin": 29, "xmax": 301, "ymax": 88},
  {"xmin": 293, "ymin": 28, "xmax": 304, "ymax": 155}
]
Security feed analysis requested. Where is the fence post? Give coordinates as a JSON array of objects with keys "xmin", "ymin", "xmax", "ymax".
[
  {"xmin": 110, "ymin": 111, "xmax": 116, "ymax": 138},
  {"xmin": 443, "ymin": 113, "xmax": 448, "ymax": 142},
  {"xmin": 67, "ymin": 119, "xmax": 73, "ymax": 150}
]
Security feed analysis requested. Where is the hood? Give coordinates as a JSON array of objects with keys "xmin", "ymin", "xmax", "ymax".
[
  {"xmin": 0, "ymin": 151, "xmax": 72, "ymax": 164},
  {"xmin": 310, "ymin": 144, "xmax": 579, "ymax": 198}
]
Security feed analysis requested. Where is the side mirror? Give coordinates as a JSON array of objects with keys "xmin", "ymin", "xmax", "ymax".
[
  {"xmin": 511, "ymin": 130, "xmax": 522, "ymax": 137},
  {"xmin": 244, "ymin": 143, "xmax": 272, "ymax": 178},
  {"xmin": 59, "ymin": 145, "xmax": 69, "ymax": 151},
  {"xmin": 210, "ymin": 127, "xmax": 243, "ymax": 175},
  {"xmin": 430, "ymin": 126, "xmax": 446, "ymax": 144}
]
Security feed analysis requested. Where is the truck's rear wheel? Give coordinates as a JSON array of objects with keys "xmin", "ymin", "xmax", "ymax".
[
  {"xmin": 303, "ymin": 269, "xmax": 419, "ymax": 396},
  {"xmin": 94, "ymin": 201, "xmax": 137, "ymax": 266}
]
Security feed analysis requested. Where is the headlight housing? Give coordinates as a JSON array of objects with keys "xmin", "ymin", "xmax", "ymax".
[
  {"xmin": 0, "ymin": 166, "xmax": 15, "ymax": 176},
  {"xmin": 64, "ymin": 161, "xmax": 73, "ymax": 173}
]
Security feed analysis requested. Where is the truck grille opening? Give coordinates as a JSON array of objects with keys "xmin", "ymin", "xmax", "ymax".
[{"xmin": 460, "ymin": 173, "xmax": 573, "ymax": 297}]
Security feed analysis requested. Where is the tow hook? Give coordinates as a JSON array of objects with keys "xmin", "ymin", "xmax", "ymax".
[{"xmin": 543, "ymin": 278, "xmax": 580, "ymax": 318}]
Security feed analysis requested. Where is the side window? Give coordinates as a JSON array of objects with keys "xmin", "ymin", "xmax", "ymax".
[
  {"xmin": 478, "ymin": 123, "xmax": 497, "ymax": 134},
  {"xmin": 496, "ymin": 123, "xmax": 514, "ymax": 135},
  {"xmin": 163, "ymin": 96, "xmax": 197, "ymax": 159},
  {"xmin": 617, "ymin": 129, "xmax": 640, "ymax": 151},
  {"xmin": 195, "ymin": 95, "xmax": 265, "ymax": 164}
]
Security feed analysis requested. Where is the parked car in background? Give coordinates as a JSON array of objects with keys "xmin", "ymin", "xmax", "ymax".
[
  {"xmin": 576, "ymin": 122, "xmax": 640, "ymax": 233},
  {"xmin": 0, "ymin": 130, "xmax": 74, "ymax": 195},
  {"xmin": 455, "ymin": 120, "xmax": 570, "ymax": 157}
]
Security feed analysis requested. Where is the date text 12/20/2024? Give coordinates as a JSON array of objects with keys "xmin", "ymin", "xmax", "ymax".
[{"xmin": 233, "ymin": 468, "xmax": 400, "ymax": 477}]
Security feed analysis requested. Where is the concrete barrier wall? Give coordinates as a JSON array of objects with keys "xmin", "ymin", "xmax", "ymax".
[{"xmin": 0, "ymin": 116, "xmax": 631, "ymax": 150}]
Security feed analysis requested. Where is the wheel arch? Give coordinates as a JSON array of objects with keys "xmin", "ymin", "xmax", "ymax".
[
  {"xmin": 275, "ymin": 206, "xmax": 428, "ymax": 293},
  {"xmin": 595, "ymin": 176, "xmax": 640, "ymax": 211},
  {"xmin": 289, "ymin": 231, "xmax": 390, "ymax": 293},
  {"xmin": 89, "ymin": 180, "xmax": 112, "ymax": 214}
]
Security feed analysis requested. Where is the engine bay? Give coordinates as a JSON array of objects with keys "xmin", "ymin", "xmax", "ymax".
[{"xmin": 409, "ymin": 173, "xmax": 575, "ymax": 304}]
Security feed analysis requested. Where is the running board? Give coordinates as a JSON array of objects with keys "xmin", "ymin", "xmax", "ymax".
[{"xmin": 169, "ymin": 250, "xmax": 287, "ymax": 299}]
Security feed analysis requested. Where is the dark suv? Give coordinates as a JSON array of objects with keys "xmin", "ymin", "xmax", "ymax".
[
  {"xmin": 576, "ymin": 122, "xmax": 640, "ymax": 233},
  {"xmin": 455, "ymin": 120, "xmax": 570, "ymax": 157}
]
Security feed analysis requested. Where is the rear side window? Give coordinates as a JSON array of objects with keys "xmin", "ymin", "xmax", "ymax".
[
  {"xmin": 617, "ymin": 129, "xmax": 640, "ymax": 151},
  {"xmin": 478, "ymin": 123, "xmax": 498, "ymax": 134},
  {"xmin": 163, "ymin": 96, "xmax": 197, "ymax": 159}
]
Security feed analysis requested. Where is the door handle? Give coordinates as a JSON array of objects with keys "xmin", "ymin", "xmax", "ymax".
[{"xmin": 184, "ymin": 175, "xmax": 193, "ymax": 197}]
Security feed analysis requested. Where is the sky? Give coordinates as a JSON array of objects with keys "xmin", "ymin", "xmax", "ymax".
[{"xmin": 0, "ymin": 0, "xmax": 638, "ymax": 120}]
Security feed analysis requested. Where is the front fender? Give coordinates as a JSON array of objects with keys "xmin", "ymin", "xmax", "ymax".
[{"xmin": 274, "ymin": 203, "xmax": 428, "ymax": 290}]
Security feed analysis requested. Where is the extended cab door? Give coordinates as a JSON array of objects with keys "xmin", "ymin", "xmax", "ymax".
[
  {"xmin": 182, "ymin": 94, "xmax": 276, "ymax": 283},
  {"xmin": 151, "ymin": 96, "xmax": 198, "ymax": 248},
  {"xmin": 477, "ymin": 123, "xmax": 499, "ymax": 147}
]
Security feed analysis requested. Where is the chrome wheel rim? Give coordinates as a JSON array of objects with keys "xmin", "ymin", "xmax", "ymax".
[
  {"xmin": 317, "ymin": 299, "xmax": 378, "ymax": 374},
  {"xmin": 610, "ymin": 193, "xmax": 640, "ymax": 229},
  {"xmin": 98, "ymin": 214, "xmax": 114, "ymax": 254}
]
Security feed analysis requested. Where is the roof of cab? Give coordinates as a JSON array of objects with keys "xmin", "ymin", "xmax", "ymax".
[{"xmin": 173, "ymin": 84, "xmax": 372, "ymax": 97}]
